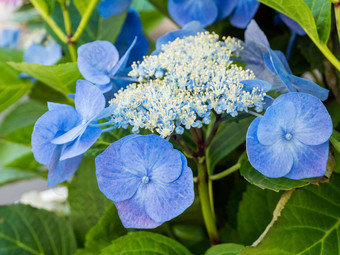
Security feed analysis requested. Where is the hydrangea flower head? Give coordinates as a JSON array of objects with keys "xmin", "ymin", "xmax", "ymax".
[
  {"xmin": 96, "ymin": 134, "xmax": 194, "ymax": 228},
  {"xmin": 246, "ymin": 92, "xmax": 332, "ymax": 179},
  {"xmin": 98, "ymin": 0, "xmax": 131, "ymax": 18},
  {"xmin": 32, "ymin": 81, "xmax": 115, "ymax": 186},
  {"xmin": 241, "ymin": 20, "xmax": 328, "ymax": 101},
  {"xmin": 109, "ymin": 32, "xmax": 270, "ymax": 137},
  {"xmin": 0, "ymin": 28, "xmax": 20, "ymax": 49},
  {"xmin": 77, "ymin": 39, "xmax": 136, "ymax": 93}
]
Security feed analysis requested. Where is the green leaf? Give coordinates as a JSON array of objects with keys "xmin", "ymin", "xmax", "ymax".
[
  {"xmin": 206, "ymin": 117, "xmax": 253, "ymax": 174},
  {"xmin": 205, "ymin": 244, "xmax": 244, "ymax": 255},
  {"xmin": 240, "ymin": 173, "xmax": 340, "ymax": 255},
  {"xmin": 31, "ymin": 0, "xmax": 56, "ymax": 15},
  {"xmin": 76, "ymin": 204, "xmax": 127, "ymax": 255},
  {"xmin": 330, "ymin": 130, "xmax": 340, "ymax": 153},
  {"xmin": 0, "ymin": 100, "xmax": 47, "ymax": 137},
  {"xmin": 9, "ymin": 62, "xmax": 82, "ymax": 95},
  {"xmin": 239, "ymin": 153, "xmax": 314, "ymax": 192},
  {"xmin": 0, "ymin": 203, "xmax": 76, "ymax": 255},
  {"xmin": 101, "ymin": 232, "xmax": 192, "ymax": 255},
  {"xmin": 74, "ymin": 0, "xmax": 92, "ymax": 15},
  {"xmin": 97, "ymin": 12, "xmax": 128, "ymax": 42},
  {"xmin": 0, "ymin": 49, "xmax": 32, "ymax": 113},
  {"xmin": 0, "ymin": 140, "xmax": 31, "ymax": 166},
  {"xmin": 68, "ymin": 157, "xmax": 111, "ymax": 244},
  {"xmin": 237, "ymin": 185, "xmax": 282, "ymax": 245}
]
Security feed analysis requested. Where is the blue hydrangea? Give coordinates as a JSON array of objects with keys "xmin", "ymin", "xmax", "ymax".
[
  {"xmin": 0, "ymin": 28, "xmax": 20, "ymax": 49},
  {"xmin": 241, "ymin": 20, "xmax": 329, "ymax": 101},
  {"xmin": 98, "ymin": 0, "xmax": 131, "ymax": 18},
  {"xmin": 228, "ymin": 0, "xmax": 260, "ymax": 29},
  {"xmin": 32, "ymin": 81, "xmax": 115, "ymax": 186},
  {"xmin": 96, "ymin": 134, "xmax": 194, "ymax": 228},
  {"xmin": 246, "ymin": 92, "xmax": 332, "ymax": 179},
  {"xmin": 77, "ymin": 39, "xmax": 136, "ymax": 93}
]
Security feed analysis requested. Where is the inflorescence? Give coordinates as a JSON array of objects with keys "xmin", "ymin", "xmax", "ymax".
[{"xmin": 109, "ymin": 32, "xmax": 267, "ymax": 137}]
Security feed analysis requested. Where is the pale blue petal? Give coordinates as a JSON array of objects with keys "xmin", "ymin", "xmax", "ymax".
[
  {"xmin": 214, "ymin": 0, "xmax": 238, "ymax": 21},
  {"xmin": 241, "ymin": 79, "xmax": 272, "ymax": 92},
  {"xmin": 244, "ymin": 20, "xmax": 269, "ymax": 48},
  {"xmin": 285, "ymin": 141, "xmax": 328, "ymax": 179},
  {"xmin": 257, "ymin": 100, "xmax": 296, "ymax": 145},
  {"xmin": 279, "ymin": 13, "xmax": 306, "ymax": 36},
  {"xmin": 0, "ymin": 28, "xmax": 20, "ymax": 49},
  {"xmin": 94, "ymin": 104, "xmax": 117, "ymax": 121},
  {"xmin": 47, "ymin": 102, "xmax": 73, "ymax": 111},
  {"xmin": 229, "ymin": 0, "xmax": 260, "ymax": 29},
  {"xmin": 47, "ymin": 145, "xmax": 83, "ymax": 187},
  {"xmin": 31, "ymin": 108, "xmax": 79, "ymax": 165},
  {"xmin": 60, "ymin": 126, "xmax": 102, "ymax": 160},
  {"xmin": 116, "ymin": 187, "xmax": 162, "ymax": 229},
  {"xmin": 246, "ymin": 117, "xmax": 293, "ymax": 178},
  {"xmin": 168, "ymin": 0, "xmax": 218, "ymax": 27},
  {"xmin": 145, "ymin": 166, "xmax": 194, "ymax": 222},
  {"xmin": 273, "ymin": 93, "xmax": 332, "ymax": 145},
  {"xmin": 24, "ymin": 43, "xmax": 61, "ymax": 65},
  {"xmin": 98, "ymin": 0, "xmax": 132, "ymax": 18},
  {"xmin": 75, "ymin": 80, "xmax": 106, "ymax": 121},
  {"xmin": 51, "ymin": 124, "xmax": 86, "ymax": 144},
  {"xmin": 77, "ymin": 41, "xmax": 119, "ymax": 85},
  {"xmin": 44, "ymin": 44, "xmax": 62, "ymax": 65}
]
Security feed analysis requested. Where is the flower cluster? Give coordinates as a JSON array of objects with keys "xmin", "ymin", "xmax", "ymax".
[{"xmin": 108, "ymin": 32, "xmax": 270, "ymax": 137}]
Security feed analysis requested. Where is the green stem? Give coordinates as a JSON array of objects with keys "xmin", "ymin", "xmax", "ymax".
[
  {"xmin": 209, "ymin": 163, "xmax": 241, "ymax": 181},
  {"xmin": 314, "ymin": 40, "xmax": 340, "ymax": 72},
  {"xmin": 334, "ymin": 3, "xmax": 340, "ymax": 43},
  {"xmin": 71, "ymin": 0, "xmax": 100, "ymax": 42},
  {"xmin": 31, "ymin": 0, "xmax": 68, "ymax": 43},
  {"xmin": 61, "ymin": 3, "xmax": 77, "ymax": 62},
  {"xmin": 197, "ymin": 159, "xmax": 219, "ymax": 244}
]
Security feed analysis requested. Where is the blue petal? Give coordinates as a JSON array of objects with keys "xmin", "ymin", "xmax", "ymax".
[
  {"xmin": 94, "ymin": 104, "xmax": 117, "ymax": 121},
  {"xmin": 229, "ymin": 0, "xmax": 260, "ymax": 29},
  {"xmin": 0, "ymin": 28, "xmax": 20, "ymax": 49},
  {"xmin": 244, "ymin": 20, "xmax": 270, "ymax": 48},
  {"xmin": 77, "ymin": 41, "xmax": 119, "ymax": 85},
  {"xmin": 31, "ymin": 108, "xmax": 79, "ymax": 165},
  {"xmin": 60, "ymin": 126, "xmax": 102, "ymax": 160},
  {"xmin": 52, "ymin": 124, "xmax": 87, "ymax": 145},
  {"xmin": 96, "ymin": 135, "xmax": 142, "ymax": 202},
  {"xmin": 144, "ymin": 164, "xmax": 194, "ymax": 222},
  {"xmin": 246, "ymin": 118, "xmax": 294, "ymax": 178},
  {"xmin": 273, "ymin": 93, "xmax": 332, "ymax": 145},
  {"xmin": 110, "ymin": 37, "xmax": 137, "ymax": 76},
  {"xmin": 98, "ymin": 0, "xmax": 132, "ymax": 18},
  {"xmin": 24, "ymin": 43, "xmax": 62, "ymax": 65},
  {"xmin": 115, "ymin": 186, "xmax": 162, "ymax": 229},
  {"xmin": 284, "ymin": 141, "xmax": 328, "ymax": 179},
  {"xmin": 115, "ymin": 9, "xmax": 149, "ymax": 67},
  {"xmin": 168, "ymin": 0, "xmax": 218, "ymax": 27},
  {"xmin": 47, "ymin": 102, "xmax": 73, "ymax": 111},
  {"xmin": 120, "ymin": 135, "xmax": 182, "ymax": 183},
  {"xmin": 214, "ymin": 0, "xmax": 238, "ymax": 21},
  {"xmin": 75, "ymin": 80, "xmax": 106, "ymax": 121},
  {"xmin": 154, "ymin": 21, "xmax": 205, "ymax": 54},
  {"xmin": 47, "ymin": 145, "xmax": 83, "ymax": 187},
  {"xmin": 279, "ymin": 13, "xmax": 306, "ymax": 36},
  {"xmin": 241, "ymin": 79, "xmax": 272, "ymax": 92}
]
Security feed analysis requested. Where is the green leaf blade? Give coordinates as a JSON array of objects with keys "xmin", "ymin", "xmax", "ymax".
[{"xmin": 205, "ymin": 243, "xmax": 244, "ymax": 255}]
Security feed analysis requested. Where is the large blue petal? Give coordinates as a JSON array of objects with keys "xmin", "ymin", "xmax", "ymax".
[
  {"xmin": 47, "ymin": 102, "xmax": 73, "ymax": 111},
  {"xmin": 144, "ymin": 165, "xmax": 194, "ymax": 222},
  {"xmin": 273, "ymin": 93, "xmax": 332, "ymax": 145},
  {"xmin": 257, "ymin": 100, "xmax": 297, "ymax": 146},
  {"xmin": 229, "ymin": 0, "xmax": 260, "ymax": 29},
  {"xmin": 168, "ymin": 0, "xmax": 218, "ymax": 27},
  {"xmin": 31, "ymin": 107, "xmax": 79, "ymax": 165},
  {"xmin": 98, "ymin": 0, "xmax": 131, "ymax": 18},
  {"xmin": 77, "ymin": 41, "xmax": 119, "ymax": 85},
  {"xmin": 60, "ymin": 126, "xmax": 102, "ymax": 160},
  {"xmin": 24, "ymin": 43, "xmax": 62, "ymax": 65},
  {"xmin": 279, "ymin": 13, "xmax": 306, "ymax": 36},
  {"xmin": 285, "ymin": 140, "xmax": 328, "ymax": 179},
  {"xmin": 115, "ymin": 186, "xmax": 162, "ymax": 229},
  {"xmin": 47, "ymin": 145, "xmax": 83, "ymax": 187},
  {"xmin": 241, "ymin": 79, "xmax": 272, "ymax": 92},
  {"xmin": 214, "ymin": 0, "xmax": 238, "ymax": 21},
  {"xmin": 96, "ymin": 135, "xmax": 142, "ymax": 202},
  {"xmin": 110, "ymin": 37, "xmax": 137, "ymax": 76},
  {"xmin": 52, "ymin": 124, "xmax": 86, "ymax": 145},
  {"xmin": 94, "ymin": 104, "xmax": 117, "ymax": 121},
  {"xmin": 246, "ymin": 118, "xmax": 294, "ymax": 178},
  {"xmin": 244, "ymin": 20, "xmax": 270, "ymax": 48},
  {"xmin": 115, "ymin": 9, "xmax": 149, "ymax": 67},
  {"xmin": 75, "ymin": 80, "xmax": 106, "ymax": 121},
  {"xmin": 154, "ymin": 21, "xmax": 205, "ymax": 55},
  {"xmin": 0, "ymin": 28, "xmax": 20, "ymax": 49}
]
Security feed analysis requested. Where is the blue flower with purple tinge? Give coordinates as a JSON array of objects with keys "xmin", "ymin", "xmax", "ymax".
[
  {"xmin": 77, "ymin": 39, "xmax": 136, "ymax": 94},
  {"xmin": 168, "ymin": 0, "xmax": 259, "ymax": 28},
  {"xmin": 32, "ymin": 81, "xmax": 115, "ymax": 187},
  {"xmin": 98, "ymin": 0, "xmax": 131, "ymax": 18},
  {"xmin": 246, "ymin": 92, "xmax": 332, "ymax": 179},
  {"xmin": 96, "ymin": 134, "xmax": 194, "ymax": 228},
  {"xmin": 241, "ymin": 20, "xmax": 328, "ymax": 101},
  {"xmin": 0, "ymin": 28, "xmax": 20, "ymax": 49}
]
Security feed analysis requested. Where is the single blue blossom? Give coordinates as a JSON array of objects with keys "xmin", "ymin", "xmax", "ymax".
[
  {"xmin": 278, "ymin": 13, "xmax": 305, "ymax": 36},
  {"xmin": 0, "ymin": 28, "xmax": 20, "ymax": 49},
  {"xmin": 228, "ymin": 0, "xmax": 260, "ymax": 29},
  {"xmin": 241, "ymin": 20, "xmax": 328, "ymax": 101},
  {"xmin": 98, "ymin": 0, "xmax": 131, "ymax": 18},
  {"xmin": 96, "ymin": 134, "xmax": 194, "ymax": 228},
  {"xmin": 246, "ymin": 92, "xmax": 332, "ymax": 179},
  {"xmin": 32, "ymin": 81, "xmax": 115, "ymax": 186},
  {"xmin": 168, "ymin": 0, "xmax": 237, "ymax": 27},
  {"xmin": 77, "ymin": 39, "xmax": 136, "ymax": 93}
]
